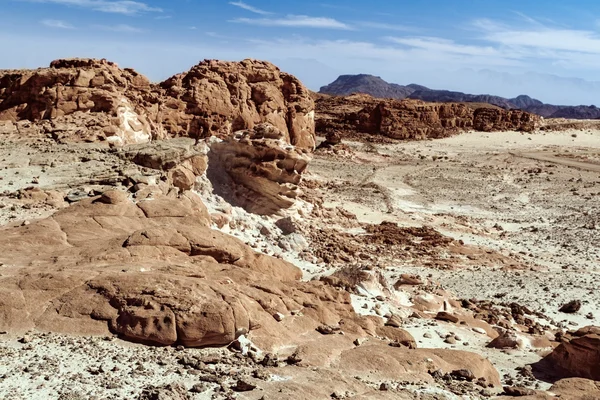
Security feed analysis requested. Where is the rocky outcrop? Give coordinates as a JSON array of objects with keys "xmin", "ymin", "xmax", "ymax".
[
  {"xmin": 315, "ymin": 94, "xmax": 541, "ymax": 140},
  {"xmin": 209, "ymin": 123, "xmax": 311, "ymax": 215},
  {"xmin": 0, "ymin": 58, "xmax": 155, "ymax": 145},
  {"xmin": 359, "ymin": 99, "xmax": 474, "ymax": 139},
  {"xmin": 157, "ymin": 59, "xmax": 315, "ymax": 150},
  {"xmin": 534, "ymin": 332, "xmax": 600, "ymax": 381},
  {"xmin": 473, "ymin": 108, "xmax": 539, "ymax": 132},
  {"xmin": 0, "ymin": 190, "xmax": 354, "ymax": 347},
  {"xmin": 0, "ymin": 58, "xmax": 316, "ymax": 150}
]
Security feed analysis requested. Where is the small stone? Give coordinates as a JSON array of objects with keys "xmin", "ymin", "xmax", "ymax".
[
  {"xmin": 232, "ymin": 379, "xmax": 256, "ymax": 392},
  {"xmin": 316, "ymin": 325, "xmax": 339, "ymax": 335},
  {"xmin": 450, "ymin": 369, "xmax": 475, "ymax": 381},
  {"xmin": 385, "ymin": 315, "xmax": 402, "ymax": 328},
  {"xmin": 435, "ymin": 312, "xmax": 459, "ymax": 323},
  {"xmin": 189, "ymin": 383, "xmax": 206, "ymax": 393},
  {"xmin": 286, "ymin": 351, "xmax": 302, "ymax": 365},
  {"xmin": 445, "ymin": 336, "xmax": 457, "ymax": 344},
  {"xmin": 19, "ymin": 336, "xmax": 32, "ymax": 344},
  {"xmin": 503, "ymin": 386, "xmax": 536, "ymax": 396},
  {"xmin": 559, "ymin": 300, "xmax": 581, "ymax": 313},
  {"xmin": 273, "ymin": 312, "xmax": 285, "ymax": 322}
]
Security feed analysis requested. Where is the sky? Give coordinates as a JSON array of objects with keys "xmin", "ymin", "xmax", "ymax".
[{"xmin": 2, "ymin": 0, "xmax": 600, "ymax": 105}]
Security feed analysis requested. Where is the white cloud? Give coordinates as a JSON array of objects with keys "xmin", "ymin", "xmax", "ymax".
[
  {"xmin": 229, "ymin": 1, "xmax": 271, "ymax": 15},
  {"xmin": 20, "ymin": 0, "xmax": 161, "ymax": 15},
  {"xmin": 387, "ymin": 36, "xmax": 500, "ymax": 57},
  {"xmin": 359, "ymin": 22, "xmax": 414, "ymax": 32},
  {"xmin": 92, "ymin": 24, "xmax": 143, "ymax": 32},
  {"xmin": 41, "ymin": 19, "xmax": 75, "ymax": 29},
  {"xmin": 230, "ymin": 15, "xmax": 352, "ymax": 30}
]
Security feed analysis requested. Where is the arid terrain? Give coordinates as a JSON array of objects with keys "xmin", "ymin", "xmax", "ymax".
[{"xmin": 0, "ymin": 59, "xmax": 598, "ymax": 400}]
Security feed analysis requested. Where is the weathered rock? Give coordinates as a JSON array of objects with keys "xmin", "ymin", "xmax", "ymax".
[
  {"xmin": 138, "ymin": 383, "xmax": 190, "ymax": 400},
  {"xmin": 209, "ymin": 124, "xmax": 311, "ymax": 214},
  {"xmin": 559, "ymin": 300, "xmax": 582, "ymax": 314},
  {"xmin": 0, "ymin": 58, "xmax": 154, "ymax": 145},
  {"xmin": 534, "ymin": 332, "xmax": 600, "ymax": 380},
  {"xmin": 393, "ymin": 274, "xmax": 423, "ymax": 287},
  {"xmin": 473, "ymin": 108, "xmax": 539, "ymax": 132},
  {"xmin": 157, "ymin": 59, "xmax": 315, "ymax": 149},
  {"xmin": 315, "ymin": 93, "xmax": 541, "ymax": 141},
  {"xmin": 436, "ymin": 312, "xmax": 460, "ymax": 323},
  {"xmin": 503, "ymin": 386, "xmax": 536, "ymax": 396},
  {"xmin": 376, "ymin": 326, "xmax": 416, "ymax": 349},
  {"xmin": 0, "ymin": 192, "xmax": 354, "ymax": 348},
  {"xmin": 1, "ymin": 58, "xmax": 317, "ymax": 150},
  {"xmin": 487, "ymin": 330, "xmax": 522, "ymax": 349}
]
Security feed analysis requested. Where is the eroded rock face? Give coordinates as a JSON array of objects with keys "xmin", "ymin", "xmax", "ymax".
[
  {"xmin": 0, "ymin": 191, "xmax": 366, "ymax": 348},
  {"xmin": 315, "ymin": 94, "xmax": 541, "ymax": 140},
  {"xmin": 0, "ymin": 58, "xmax": 317, "ymax": 149},
  {"xmin": 534, "ymin": 332, "xmax": 600, "ymax": 380},
  {"xmin": 209, "ymin": 123, "xmax": 311, "ymax": 215},
  {"xmin": 473, "ymin": 108, "xmax": 539, "ymax": 132},
  {"xmin": 0, "ymin": 58, "xmax": 155, "ymax": 145},
  {"xmin": 157, "ymin": 59, "xmax": 316, "ymax": 149},
  {"xmin": 359, "ymin": 99, "xmax": 474, "ymax": 140}
]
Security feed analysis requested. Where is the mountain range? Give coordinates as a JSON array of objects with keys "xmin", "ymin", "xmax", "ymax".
[{"xmin": 319, "ymin": 74, "xmax": 600, "ymax": 119}]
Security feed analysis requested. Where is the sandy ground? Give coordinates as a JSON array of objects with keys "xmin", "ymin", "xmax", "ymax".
[
  {"xmin": 310, "ymin": 129, "xmax": 599, "ymax": 328},
  {"xmin": 307, "ymin": 129, "xmax": 600, "ymax": 391}
]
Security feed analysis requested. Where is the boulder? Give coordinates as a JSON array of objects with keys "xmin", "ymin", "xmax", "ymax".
[
  {"xmin": 487, "ymin": 330, "xmax": 523, "ymax": 349},
  {"xmin": 1, "ymin": 58, "xmax": 316, "ymax": 150},
  {"xmin": 533, "ymin": 333, "xmax": 600, "ymax": 380}
]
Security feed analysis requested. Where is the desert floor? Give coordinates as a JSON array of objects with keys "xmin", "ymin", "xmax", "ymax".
[{"xmin": 1, "ymin": 129, "xmax": 598, "ymax": 399}]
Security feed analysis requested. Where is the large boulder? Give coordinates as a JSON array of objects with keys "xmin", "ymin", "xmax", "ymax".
[
  {"xmin": 533, "ymin": 332, "xmax": 600, "ymax": 381},
  {"xmin": 0, "ymin": 58, "xmax": 317, "ymax": 150}
]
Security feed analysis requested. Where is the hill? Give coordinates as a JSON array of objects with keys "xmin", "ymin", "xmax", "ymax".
[{"xmin": 319, "ymin": 74, "xmax": 600, "ymax": 119}]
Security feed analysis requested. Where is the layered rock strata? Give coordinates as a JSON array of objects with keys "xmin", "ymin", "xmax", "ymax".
[{"xmin": 315, "ymin": 94, "xmax": 541, "ymax": 140}]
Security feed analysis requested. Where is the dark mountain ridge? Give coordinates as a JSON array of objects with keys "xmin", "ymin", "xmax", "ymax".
[{"xmin": 319, "ymin": 74, "xmax": 599, "ymax": 119}]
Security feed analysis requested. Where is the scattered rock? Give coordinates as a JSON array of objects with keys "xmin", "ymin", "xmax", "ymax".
[{"xmin": 559, "ymin": 300, "xmax": 582, "ymax": 313}]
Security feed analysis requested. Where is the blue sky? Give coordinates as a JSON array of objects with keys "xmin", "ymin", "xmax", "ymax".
[{"xmin": 2, "ymin": 0, "xmax": 600, "ymax": 105}]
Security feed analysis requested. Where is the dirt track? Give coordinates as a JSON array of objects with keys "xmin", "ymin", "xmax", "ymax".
[
  {"xmin": 310, "ymin": 130, "xmax": 600, "ymax": 327},
  {"xmin": 511, "ymin": 151, "xmax": 600, "ymax": 172}
]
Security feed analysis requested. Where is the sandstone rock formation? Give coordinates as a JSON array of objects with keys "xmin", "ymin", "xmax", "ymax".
[
  {"xmin": 0, "ymin": 58, "xmax": 316, "ymax": 150},
  {"xmin": 0, "ymin": 190, "xmax": 346, "ymax": 347},
  {"xmin": 157, "ymin": 59, "xmax": 316, "ymax": 149},
  {"xmin": 473, "ymin": 108, "xmax": 539, "ymax": 132},
  {"xmin": 533, "ymin": 331, "xmax": 600, "ymax": 381},
  {"xmin": 0, "ymin": 58, "xmax": 155, "ymax": 145},
  {"xmin": 315, "ymin": 93, "xmax": 541, "ymax": 141},
  {"xmin": 209, "ymin": 123, "xmax": 311, "ymax": 214}
]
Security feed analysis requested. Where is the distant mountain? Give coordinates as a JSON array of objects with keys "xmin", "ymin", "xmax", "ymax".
[
  {"xmin": 319, "ymin": 74, "xmax": 600, "ymax": 119},
  {"xmin": 408, "ymin": 89, "xmax": 515, "ymax": 109},
  {"xmin": 509, "ymin": 95, "xmax": 543, "ymax": 109},
  {"xmin": 319, "ymin": 74, "xmax": 420, "ymax": 99}
]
